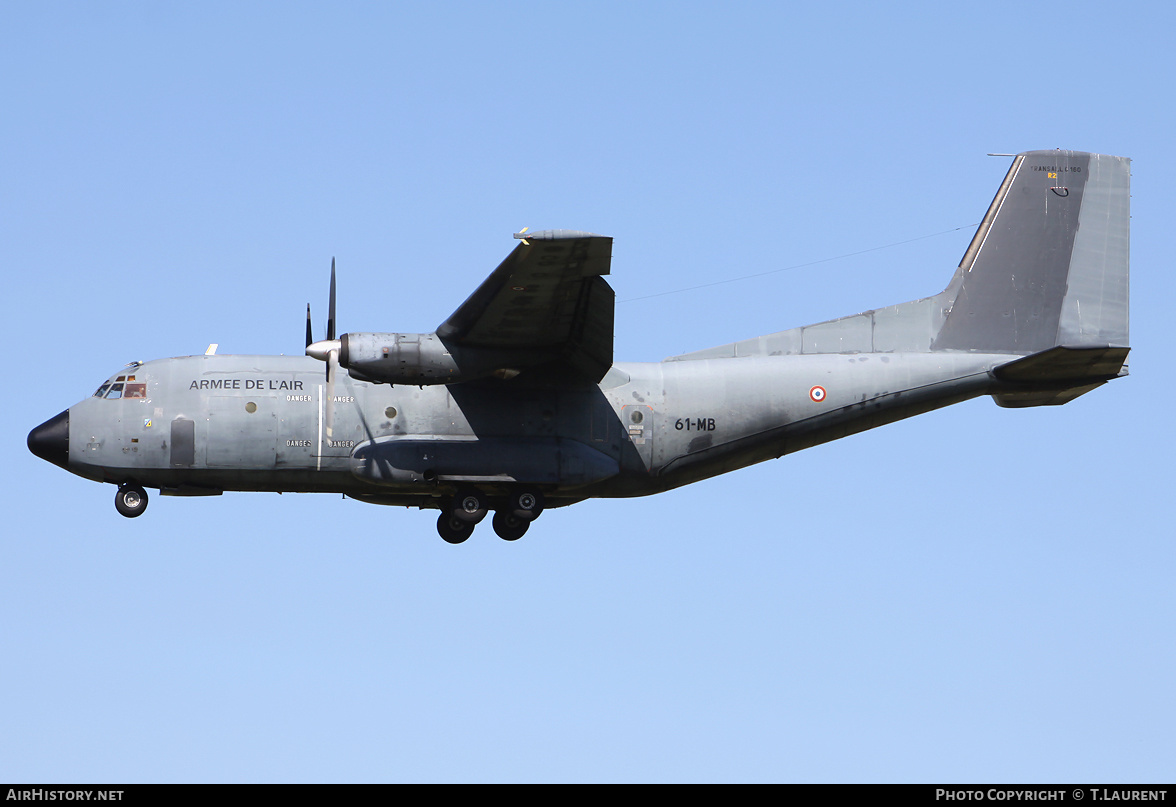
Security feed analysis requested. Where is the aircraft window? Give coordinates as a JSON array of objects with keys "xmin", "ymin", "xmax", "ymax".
[
  {"xmin": 124, "ymin": 383, "xmax": 147, "ymax": 399},
  {"xmin": 116, "ymin": 376, "xmax": 126, "ymax": 382},
  {"xmin": 94, "ymin": 384, "xmax": 111, "ymax": 398},
  {"xmin": 105, "ymin": 383, "xmax": 124, "ymax": 399}
]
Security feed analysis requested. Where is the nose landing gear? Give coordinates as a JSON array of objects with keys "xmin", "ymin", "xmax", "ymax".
[{"xmin": 115, "ymin": 483, "xmax": 149, "ymax": 518}]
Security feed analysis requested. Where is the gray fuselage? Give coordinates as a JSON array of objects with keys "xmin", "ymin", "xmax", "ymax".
[{"xmin": 62, "ymin": 350, "xmax": 1010, "ymax": 509}]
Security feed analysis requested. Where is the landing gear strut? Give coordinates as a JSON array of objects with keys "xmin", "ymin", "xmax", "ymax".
[{"xmin": 115, "ymin": 484, "xmax": 148, "ymax": 518}]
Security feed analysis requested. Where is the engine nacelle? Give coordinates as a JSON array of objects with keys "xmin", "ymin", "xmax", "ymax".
[
  {"xmin": 309, "ymin": 331, "xmax": 546, "ymax": 386},
  {"xmin": 338, "ymin": 332, "xmax": 536, "ymax": 386},
  {"xmin": 339, "ymin": 332, "xmax": 467, "ymax": 384}
]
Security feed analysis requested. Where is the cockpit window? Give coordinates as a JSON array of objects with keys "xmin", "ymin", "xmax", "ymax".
[{"xmin": 95, "ymin": 371, "xmax": 146, "ymax": 400}]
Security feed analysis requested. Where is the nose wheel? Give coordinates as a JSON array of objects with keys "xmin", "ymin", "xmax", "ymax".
[{"xmin": 115, "ymin": 484, "xmax": 149, "ymax": 518}]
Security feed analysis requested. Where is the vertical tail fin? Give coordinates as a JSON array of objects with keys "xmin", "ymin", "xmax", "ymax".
[
  {"xmin": 665, "ymin": 150, "xmax": 1130, "ymax": 365},
  {"xmin": 932, "ymin": 150, "xmax": 1130, "ymax": 354}
]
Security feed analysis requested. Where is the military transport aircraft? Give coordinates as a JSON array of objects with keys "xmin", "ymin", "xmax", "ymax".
[{"xmin": 28, "ymin": 150, "xmax": 1131, "ymax": 543}]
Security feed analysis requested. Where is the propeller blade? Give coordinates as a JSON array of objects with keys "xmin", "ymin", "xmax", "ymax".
[
  {"xmin": 324, "ymin": 347, "xmax": 338, "ymax": 438},
  {"xmin": 305, "ymin": 258, "xmax": 341, "ymax": 441},
  {"xmin": 327, "ymin": 258, "xmax": 337, "ymax": 342}
]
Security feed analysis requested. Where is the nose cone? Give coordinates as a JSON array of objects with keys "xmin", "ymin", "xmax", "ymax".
[{"xmin": 28, "ymin": 410, "xmax": 69, "ymax": 469}]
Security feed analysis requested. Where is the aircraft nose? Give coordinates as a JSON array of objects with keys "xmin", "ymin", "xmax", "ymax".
[{"xmin": 28, "ymin": 410, "xmax": 69, "ymax": 469}]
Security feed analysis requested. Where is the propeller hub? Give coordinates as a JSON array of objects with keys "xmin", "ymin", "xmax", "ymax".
[{"xmin": 306, "ymin": 339, "xmax": 342, "ymax": 362}]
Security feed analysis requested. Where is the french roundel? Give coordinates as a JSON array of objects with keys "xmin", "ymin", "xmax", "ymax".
[{"xmin": 809, "ymin": 385, "xmax": 827, "ymax": 403}]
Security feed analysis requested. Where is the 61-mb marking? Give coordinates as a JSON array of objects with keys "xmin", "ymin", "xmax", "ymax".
[{"xmin": 675, "ymin": 417, "xmax": 716, "ymax": 431}]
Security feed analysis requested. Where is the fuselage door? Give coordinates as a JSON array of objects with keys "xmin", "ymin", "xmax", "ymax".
[
  {"xmin": 171, "ymin": 417, "xmax": 195, "ymax": 467},
  {"xmin": 207, "ymin": 396, "xmax": 277, "ymax": 468}
]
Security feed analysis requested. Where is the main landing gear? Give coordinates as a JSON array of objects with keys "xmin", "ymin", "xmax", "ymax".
[
  {"xmin": 114, "ymin": 483, "xmax": 149, "ymax": 518},
  {"xmin": 435, "ymin": 487, "xmax": 545, "ymax": 543}
]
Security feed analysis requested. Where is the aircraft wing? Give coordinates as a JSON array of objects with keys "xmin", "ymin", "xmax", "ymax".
[{"xmin": 436, "ymin": 230, "xmax": 615, "ymax": 384}]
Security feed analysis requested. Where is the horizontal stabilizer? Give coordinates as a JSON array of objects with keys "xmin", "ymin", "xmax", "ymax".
[{"xmin": 990, "ymin": 345, "xmax": 1129, "ymax": 407}]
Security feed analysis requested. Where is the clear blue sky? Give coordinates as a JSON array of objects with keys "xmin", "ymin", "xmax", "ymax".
[{"xmin": 3, "ymin": 1, "xmax": 1173, "ymax": 783}]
